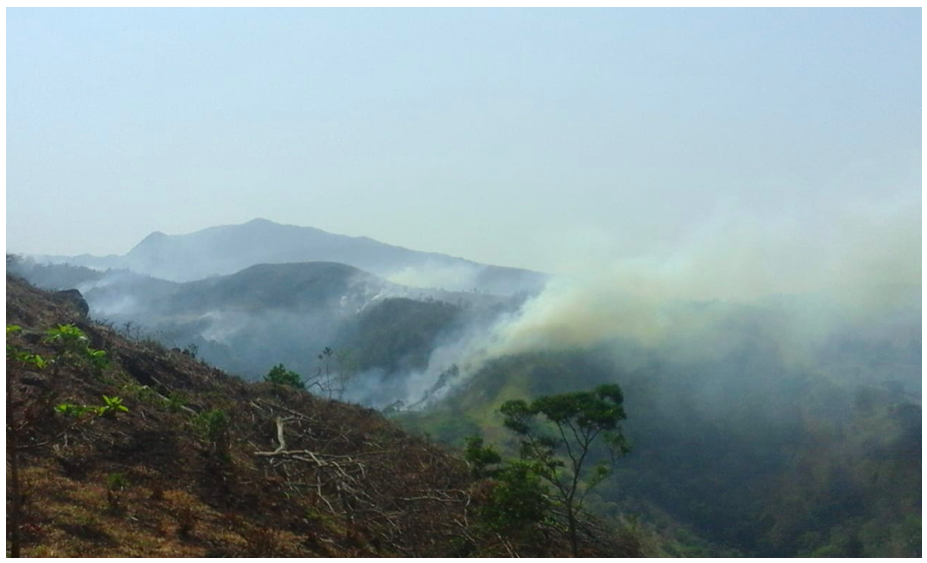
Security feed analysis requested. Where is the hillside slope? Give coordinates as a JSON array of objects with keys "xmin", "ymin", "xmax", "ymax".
[
  {"xmin": 399, "ymin": 341, "xmax": 921, "ymax": 557},
  {"xmin": 8, "ymin": 258, "xmax": 513, "ymax": 391},
  {"xmin": 5, "ymin": 274, "xmax": 642, "ymax": 557}
]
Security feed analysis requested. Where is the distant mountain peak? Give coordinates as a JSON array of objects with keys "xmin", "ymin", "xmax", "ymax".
[
  {"xmin": 137, "ymin": 230, "xmax": 169, "ymax": 245},
  {"xmin": 41, "ymin": 219, "xmax": 550, "ymax": 294},
  {"xmin": 243, "ymin": 217, "xmax": 277, "ymax": 226}
]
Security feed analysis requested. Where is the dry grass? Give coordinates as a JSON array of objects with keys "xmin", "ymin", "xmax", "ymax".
[{"xmin": 6, "ymin": 274, "xmax": 642, "ymax": 557}]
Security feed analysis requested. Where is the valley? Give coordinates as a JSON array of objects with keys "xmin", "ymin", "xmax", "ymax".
[{"xmin": 8, "ymin": 218, "xmax": 921, "ymax": 557}]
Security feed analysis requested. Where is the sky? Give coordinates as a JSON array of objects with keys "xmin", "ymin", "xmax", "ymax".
[{"xmin": 6, "ymin": 8, "xmax": 922, "ymax": 277}]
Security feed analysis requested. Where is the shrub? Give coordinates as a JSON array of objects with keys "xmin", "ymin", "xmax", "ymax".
[
  {"xmin": 43, "ymin": 324, "xmax": 88, "ymax": 350},
  {"xmin": 464, "ymin": 435, "xmax": 502, "ymax": 478},
  {"xmin": 182, "ymin": 343, "xmax": 199, "ymax": 359},
  {"xmin": 106, "ymin": 472, "xmax": 130, "ymax": 512},
  {"xmin": 166, "ymin": 391, "xmax": 188, "ymax": 413},
  {"xmin": 97, "ymin": 395, "xmax": 129, "ymax": 419},
  {"xmin": 479, "ymin": 459, "xmax": 550, "ymax": 533},
  {"xmin": 54, "ymin": 403, "xmax": 94, "ymax": 417},
  {"xmin": 265, "ymin": 363, "xmax": 304, "ymax": 390},
  {"xmin": 193, "ymin": 409, "xmax": 230, "ymax": 456},
  {"xmin": 43, "ymin": 323, "xmax": 108, "ymax": 371},
  {"xmin": 7, "ymin": 325, "xmax": 47, "ymax": 369},
  {"xmin": 54, "ymin": 396, "xmax": 129, "ymax": 419}
]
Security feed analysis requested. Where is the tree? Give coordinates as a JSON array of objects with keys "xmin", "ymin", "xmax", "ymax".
[
  {"xmin": 465, "ymin": 435, "xmax": 550, "ymax": 536},
  {"xmin": 500, "ymin": 384, "xmax": 630, "ymax": 556},
  {"xmin": 306, "ymin": 347, "xmax": 357, "ymax": 400}
]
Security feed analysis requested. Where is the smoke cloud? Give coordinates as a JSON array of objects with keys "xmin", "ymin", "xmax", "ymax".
[
  {"xmin": 402, "ymin": 193, "xmax": 921, "ymax": 407},
  {"xmin": 488, "ymin": 195, "xmax": 920, "ymax": 355}
]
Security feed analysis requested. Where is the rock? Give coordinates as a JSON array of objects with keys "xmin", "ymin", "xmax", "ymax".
[{"xmin": 55, "ymin": 289, "xmax": 90, "ymax": 318}]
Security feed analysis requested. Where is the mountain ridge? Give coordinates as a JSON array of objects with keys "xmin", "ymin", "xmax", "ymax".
[{"xmin": 33, "ymin": 218, "xmax": 548, "ymax": 296}]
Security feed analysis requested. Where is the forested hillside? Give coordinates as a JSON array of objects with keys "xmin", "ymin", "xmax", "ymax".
[{"xmin": 399, "ymin": 341, "xmax": 921, "ymax": 557}]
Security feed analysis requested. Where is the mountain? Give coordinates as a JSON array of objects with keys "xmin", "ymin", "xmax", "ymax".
[
  {"xmin": 8, "ymin": 257, "xmax": 517, "ymax": 406},
  {"xmin": 35, "ymin": 218, "xmax": 548, "ymax": 296}
]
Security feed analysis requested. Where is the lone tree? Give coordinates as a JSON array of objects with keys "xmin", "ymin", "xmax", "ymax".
[
  {"xmin": 500, "ymin": 384, "xmax": 630, "ymax": 557},
  {"xmin": 306, "ymin": 347, "xmax": 357, "ymax": 400}
]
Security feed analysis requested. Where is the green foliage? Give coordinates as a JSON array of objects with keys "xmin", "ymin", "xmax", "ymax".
[
  {"xmin": 10, "ymin": 350, "xmax": 47, "ymax": 370},
  {"xmin": 464, "ymin": 435, "xmax": 502, "ymax": 478},
  {"xmin": 98, "ymin": 395, "xmax": 129, "ymax": 418},
  {"xmin": 7, "ymin": 325, "xmax": 47, "ymax": 369},
  {"xmin": 86, "ymin": 348, "xmax": 108, "ymax": 369},
  {"xmin": 54, "ymin": 403, "xmax": 95, "ymax": 417},
  {"xmin": 500, "ymin": 384, "xmax": 630, "ymax": 556},
  {"xmin": 404, "ymin": 342, "xmax": 920, "ymax": 557},
  {"xmin": 106, "ymin": 472, "xmax": 130, "ymax": 490},
  {"xmin": 54, "ymin": 396, "xmax": 129, "ymax": 419},
  {"xmin": 42, "ymin": 323, "xmax": 108, "ymax": 371},
  {"xmin": 264, "ymin": 363, "xmax": 304, "ymax": 389},
  {"xmin": 193, "ymin": 408, "xmax": 230, "ymax": 450},
  {"xmin": 44, "ymin": 323, "xmax": 89, "ymax": 349},
  {"xmin": 479, "ymin": 459, "xmax": 551, "ymax": 534},
  {"xmin": 166, "ymin": 391, "xmax": 189, "ymax": 413}
]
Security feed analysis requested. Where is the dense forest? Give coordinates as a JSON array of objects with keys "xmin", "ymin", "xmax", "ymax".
[{"xmin": 399, "ymin": 342, "xmax": 921, "ymax": 557}]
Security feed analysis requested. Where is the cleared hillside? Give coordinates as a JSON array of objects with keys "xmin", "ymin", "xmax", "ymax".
[{"xmin": 5, "ymin": 274, "xmax": 642, "ymax": 557}]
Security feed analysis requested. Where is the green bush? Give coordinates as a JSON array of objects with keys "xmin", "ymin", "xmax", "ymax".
[
  {"xmin": 479, "ymin": 459, "xmax": 550, "ymax": 534},
  {"xmin": 7, "ymin": 325, "xmax": 47, "ymax": 369},
  {"xmin": 166, "ymin": 391, "xmax": 188, "ymax": 413},
  {"xmin": 43, "ymin": 323, "xmax": 88, "ymax": 349},
  {"xmin": 264, "ymin": 363, "xmax": 304, "ymax": 389},
  {"xmin": 54, "ymin": 403, "xmax": 94, "ymax": 417},
  {"xmin": 464, "ymin": 435, "xmax": 502, "ymax": 478},
  {"xmin": 106, "ymin": 472, "xmax": 129, "ymax": 490},
  {"xmin": 54, "ymin": 396, "xmax": 129, "ymax": 419},
  {"xmin": 43, "ymin": 323, "xmax": 108, "ymax": 370},
  {"xmin": 98, "ymin": 395, "xmax": 129, "ymax": 418},
  {"xmin": 193, "ymin": 409, "xmax": 230, "ymax": 450}
]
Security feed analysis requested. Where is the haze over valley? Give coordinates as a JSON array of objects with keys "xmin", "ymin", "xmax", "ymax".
[
  {"xmin": 6, "ymin": 8, "xmax": 920, "ymax": 558},
  {"xmin": 10, "ymin": 207, "xmax": 921, "ymax": 556}
]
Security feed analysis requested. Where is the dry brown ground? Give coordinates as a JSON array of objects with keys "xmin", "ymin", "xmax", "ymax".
[{"xmin": 6, "ymin": 274, "xmax": 642, "ymax": 557}]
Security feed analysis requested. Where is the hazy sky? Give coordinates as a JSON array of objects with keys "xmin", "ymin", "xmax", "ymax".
[{"xmin": 6, "ymin": 8, "xmax": 921, "ymax": 275}]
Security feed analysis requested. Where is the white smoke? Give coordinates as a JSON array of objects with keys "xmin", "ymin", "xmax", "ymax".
[
  {"xmin": 402, "ymin": 193, "xmax": 921, "ymax": 408},
  {"xmin": 384, "ymin": 262, "xmax": 484, "ymax": 292}
]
